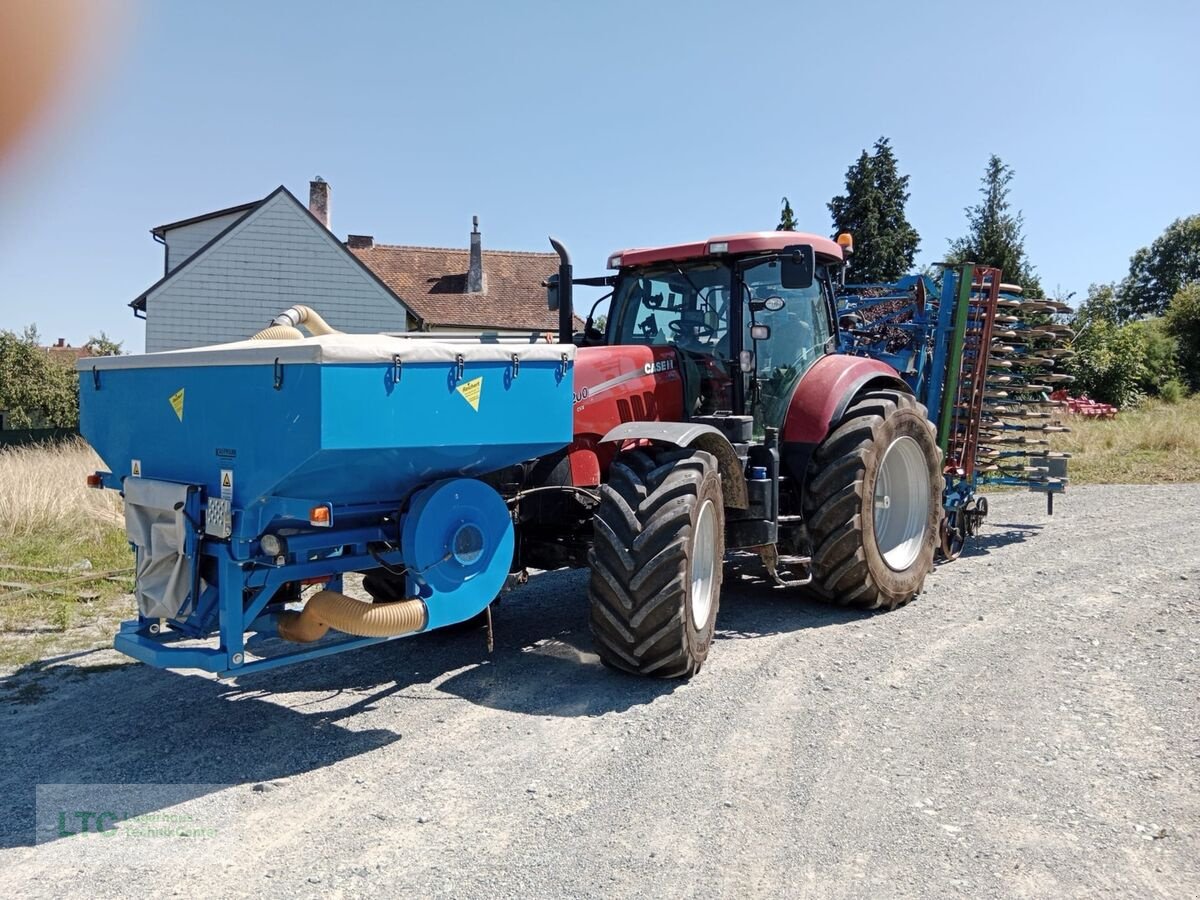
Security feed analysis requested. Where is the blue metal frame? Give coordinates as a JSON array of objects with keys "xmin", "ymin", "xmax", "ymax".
[
  {"xmin": 837, "ymin": 267, "xmax": 979, "ymax": 521},
  {"xmin": 110, "ymin": 483, "xmax": 411, "ymax": 677}
]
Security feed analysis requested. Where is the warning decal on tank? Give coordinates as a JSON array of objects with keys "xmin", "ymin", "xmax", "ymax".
[
  {"xmin": 169, "ymin": 388, "xmax": 185, "ymax": 421},
  {"xmin": 456, "ymin": 377, "xmax": 483, "ymax": 411},
  {"xmin": 220, "ymin": 469, "xmax": 233, "ymax": 500}
]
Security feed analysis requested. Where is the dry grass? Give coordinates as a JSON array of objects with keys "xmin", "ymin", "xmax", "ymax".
[
  {"xmin": 1057, "ymin": 395, "xmax": 1200, "ymax": 484},
  {"xmin": 1, "ymin": 440, "xmax": 132, "ymax": 671},
  {"xmin": 0, "ymin": 439, "xmax": 124, "ymax": 539}
]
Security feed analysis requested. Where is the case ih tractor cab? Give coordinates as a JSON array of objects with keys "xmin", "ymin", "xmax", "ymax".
[{"xmin": 510, "ymin": 232, "xmax": 943, "ymax": 677}]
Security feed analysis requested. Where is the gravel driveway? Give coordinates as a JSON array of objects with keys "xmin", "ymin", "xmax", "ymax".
[{"xmin": 1, "ymin": 484, "xmax": 1197, "ymax": 898}]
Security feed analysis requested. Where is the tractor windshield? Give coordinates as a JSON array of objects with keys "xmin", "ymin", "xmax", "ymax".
[
  {"xmin": 741, "ymin": 258, "xmax": 834, "ymax": 431},
  {"xmin": 610, "ymin": 261, "xmax": 734, "ymax": 414}
]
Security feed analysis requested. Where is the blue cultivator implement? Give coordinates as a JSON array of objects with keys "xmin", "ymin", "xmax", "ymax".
[
  {"xmin": 80, "ymin": 334, "xmax": 575, "ymax": 676},
  {"xmin": 837, "ymin": 265, "xmax": 1074, "ymax": 558}
]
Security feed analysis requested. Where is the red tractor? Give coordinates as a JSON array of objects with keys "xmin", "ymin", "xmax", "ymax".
[{"xmin": 372, "ymin": 231, "xmax": 943, "ymax": 677}]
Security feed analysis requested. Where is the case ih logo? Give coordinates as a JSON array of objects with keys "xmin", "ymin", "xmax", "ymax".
[{"xmin": 644, "ymin": 359, "xmax": 675, "ymax": 375}]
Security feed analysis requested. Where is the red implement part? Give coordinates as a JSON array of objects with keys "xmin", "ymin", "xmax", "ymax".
[
  {"xmin": 1050, "ymin": 389, "xmax": 1118, "ymax": 419},
  {"xmin": 943, "ymin": 267, "xmax": 1002, "ymax": 475}
]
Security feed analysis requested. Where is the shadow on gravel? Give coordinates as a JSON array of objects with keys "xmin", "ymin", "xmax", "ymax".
[
  {"xmin": 959, "ymin": 521, "xmax": 1044, "ymax": 559},
  {"xmin": 0, "ymin": 651, "xmax": 401, "ymax": 849},
  {"xmin": 0, "ymin": 565, "xmax": 869, "ymax": 848},
  {"xmin": 715, "ymin": 561, "xmax": 875, "ymax": 639}
]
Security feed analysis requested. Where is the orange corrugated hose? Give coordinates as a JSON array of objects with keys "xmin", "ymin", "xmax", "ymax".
[{"xmin": 276, "ymin": 590, "xmax": 427, "ymax": 643}]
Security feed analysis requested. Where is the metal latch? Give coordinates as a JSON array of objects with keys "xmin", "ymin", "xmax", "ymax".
[
  {"xmin": 511, "ymin": 353, "xmax": 520, "ymax": 378},
  {"xmin": 392, "ymin": 354, "xmax": 403, "ymax": 382},
  {"xmin": 455, "ymin": 353, "xmax": 465, "ymax": 380}
]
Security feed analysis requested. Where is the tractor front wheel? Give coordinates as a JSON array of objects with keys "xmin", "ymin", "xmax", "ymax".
[
  {"xmin": 803, "ymin": 389, "xmax": 941, "ymax": 610},
  {"xmin": 587, "ymin": 447, "xmax": 724, "ymax": 678}
]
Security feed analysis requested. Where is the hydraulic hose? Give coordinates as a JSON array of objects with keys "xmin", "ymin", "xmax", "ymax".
[
  {"xmin": 276, "ymin": 590, "xmax": 427, "ymax": 643},
  {"xmin": 250, "ymin": 305, "xmax": 341, "ymax": 341}
]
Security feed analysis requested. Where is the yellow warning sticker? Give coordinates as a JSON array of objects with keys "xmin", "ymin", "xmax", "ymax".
[
  {"xmin": 456, "ymin": 377, "xmax": 483, "ymax": 412},
  {"xmin": 169, "ymin": 388, "xmax": 185, "ymax": 421}
]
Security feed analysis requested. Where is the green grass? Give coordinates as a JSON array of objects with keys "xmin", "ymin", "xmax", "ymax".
[
  {"xmin": 0, "ymin": 441, "xmax": 134, "ymax": 672},
  {"xmin": 1057, "ymin": 394, "xmax": 1200, "ymax": 484},
  {"xmin": 0, "ymin": 524, "xmax": 134, "ymax": 671}
]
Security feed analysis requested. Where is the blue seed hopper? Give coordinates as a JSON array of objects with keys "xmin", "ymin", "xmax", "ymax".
[{"xmin": 79, "ymin": 334, "xmax": 575, "ymax": 675}]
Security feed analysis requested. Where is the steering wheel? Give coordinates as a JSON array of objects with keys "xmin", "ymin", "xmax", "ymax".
[{"xmin": 668, "ymin": 319, "xmax": 717, "ymax": 340}]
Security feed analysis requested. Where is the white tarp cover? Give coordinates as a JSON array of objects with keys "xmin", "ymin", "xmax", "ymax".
[
  {"xmin": 123, "ymin": 478, "xmax": 194, "ymax": 619},
  {"xmin": 81, "ymin": 333, "xmax": 577, "ymax": 371}
]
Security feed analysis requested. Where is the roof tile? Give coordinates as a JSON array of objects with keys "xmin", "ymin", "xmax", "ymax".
[{"xmin": 350, "ymin": 244, "xmax": 561, "ymax": 331}]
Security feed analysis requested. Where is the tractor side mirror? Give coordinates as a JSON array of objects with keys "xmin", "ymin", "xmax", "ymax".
[
  {"xmin": 545, "ymin": 274, "xmax": 560, "ymax": 311},
  {"xmin": 780, "ymin": 245, "xmax": 815, "ymax": 290}
]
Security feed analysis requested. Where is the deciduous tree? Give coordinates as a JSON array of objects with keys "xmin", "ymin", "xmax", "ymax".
[
  {"xmin": 0, "ymin": 327, "xmax": 78, "ymax": 429},
  {"xmin": 1118, "ymin": 215, "xmax": 1200, "ymax": 319}
]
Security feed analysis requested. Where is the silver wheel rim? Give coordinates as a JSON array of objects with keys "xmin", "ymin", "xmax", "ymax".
[
  {"xmin": 873, "ymin": 436, "xmax": 930, "ymax": 571},
  {"xmin": 690, "ymin": 499, "xmax": 717, "ymax": 630}
]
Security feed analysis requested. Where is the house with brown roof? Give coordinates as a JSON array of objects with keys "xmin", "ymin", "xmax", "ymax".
[{"xmin": 130, "ymin": 179, "xmax": 563, "ymax": 352}]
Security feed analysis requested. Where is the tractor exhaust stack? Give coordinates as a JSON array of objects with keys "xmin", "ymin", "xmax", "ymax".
[{"xmin": 549, "ymin": 236, "xmax": 574, "ymax": 345}]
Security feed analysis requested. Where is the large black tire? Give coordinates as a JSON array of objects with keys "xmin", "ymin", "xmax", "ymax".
[
  {"xmin": 803, "ymin": 389, "xmax": 940, "ymax": 610},
  {"xmin": 587, "ymin": 448, "xmax": 724, "ymax": 677}
]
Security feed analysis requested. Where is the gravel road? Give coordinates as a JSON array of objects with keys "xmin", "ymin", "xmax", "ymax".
[{"xmin": 1, "ymin": 484, "xmax": 1197, "ymax": 898}]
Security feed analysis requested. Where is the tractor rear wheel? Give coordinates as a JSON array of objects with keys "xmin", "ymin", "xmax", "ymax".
[
  {"xmin": 587, "ymin": 447, "xmax": 724, "ymax": 677},
  {"xmin": 803, "ymin": 389, "xmax": 940, "ymax": 610}
]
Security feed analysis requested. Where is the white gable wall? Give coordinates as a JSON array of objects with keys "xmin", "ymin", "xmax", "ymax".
[
  {"xmin": 163, "ymin": 210, "xmax": 248, "ymax": 272},
  {"xmin": 144, "ymin": 191, "xmax": 412, "ymax": 352}
]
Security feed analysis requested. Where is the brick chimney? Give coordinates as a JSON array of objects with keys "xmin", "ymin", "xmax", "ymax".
[
  {"xmin": 467, "ymin": 215, "xmax": 483, "ymax": 293},
  {"xmin": 347, "ymin": 234, "xmax": 374, "ymax": 249},
  {"xmin": 309, "ymin": 177, "xmax": 331, "ymax": 229}
]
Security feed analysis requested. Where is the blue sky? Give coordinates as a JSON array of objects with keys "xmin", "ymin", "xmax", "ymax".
[{"xmin": 1, "ymin": 0, "xmax": 1197, "ymax": 352}]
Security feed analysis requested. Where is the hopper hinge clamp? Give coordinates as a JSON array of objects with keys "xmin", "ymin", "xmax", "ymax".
[
  {"xmin": 92, "ymin": 366, "xmax": 101, "ymax": 390},
  {"xmin": 273, "ymin": 358, "xmax": 283, "ymax": 391}
]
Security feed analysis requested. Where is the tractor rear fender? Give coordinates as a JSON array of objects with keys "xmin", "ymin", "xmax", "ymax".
[
  {"xmin": 780, "ymin": 355, "xmax": 912, "ymax": 494},
  {"xmin": 600, "ymin": 421, "xmax": 749, "ymax": 510}
]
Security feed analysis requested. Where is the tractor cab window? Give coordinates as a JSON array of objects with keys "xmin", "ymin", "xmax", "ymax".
[
  {"xmin": 742, "ymin": 258, "xmax": 834, "ymax": 431},
  {"xmin": 612, "ymin": 262, "xmax": 734, "ymax": 413}
]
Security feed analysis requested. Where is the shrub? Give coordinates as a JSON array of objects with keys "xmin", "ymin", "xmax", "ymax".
[
  {"xmin": 1160, "ymin": 379, "xmax": 1187, "ymax": 404},
  {"xmin": 0, "ymin": 328, "xmax": 79, "ymax": 429},
  {"xmin": 1068, "ymin": 317, "xmax": 1148, "ymax": 408},
  {"xmin": 1125, "ymin": 317, "xmax": 1182, "ymax": 395}
]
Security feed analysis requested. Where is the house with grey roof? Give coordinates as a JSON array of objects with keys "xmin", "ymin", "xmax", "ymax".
[{"xmin": 131, "ymin": 179, "xmax": 562, "ymax": 352}]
